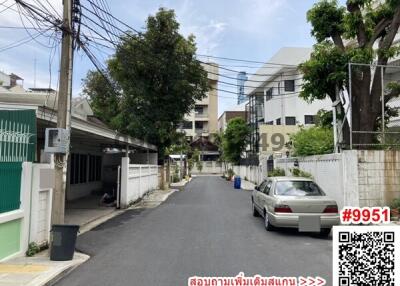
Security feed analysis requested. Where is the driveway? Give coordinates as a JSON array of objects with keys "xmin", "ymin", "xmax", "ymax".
[{"xmin": 56, "ymin": 176, "xmax": 332, "ymax": 286}]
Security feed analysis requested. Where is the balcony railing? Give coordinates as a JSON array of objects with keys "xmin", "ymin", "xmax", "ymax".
[
  {"xmin": 195, "ymin": 113, "xmax": 208, "ymax": 118},
  {"xmin": 195, "ymin": 128, "xmax": 209, "ymax": 134}
]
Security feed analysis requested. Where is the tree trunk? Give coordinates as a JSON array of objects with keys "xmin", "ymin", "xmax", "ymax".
[{"xmin": 350, "ymin": 67, "xmax": 381, "ymax": 148}]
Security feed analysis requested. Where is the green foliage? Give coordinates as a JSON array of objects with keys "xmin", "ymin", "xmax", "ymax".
[
  {"xmin": 299, "ymin": 41, "xmax": 348, "ymax": 102},
  {"xmin": 390, "ymin": 198, "xmax": 400, "ymax": 211},
  {"xmin": 26, "ymin": 242, "xmax": 40, "ymax": 257},
  {"xmin": 222, "ymin": 117, "xmax": 250, "ymax": 164},
  {"xmin": 82, "ymin": 70, "xmax": 121, "ymax": 129},
  {"xmin": 291, "ymin": 168, "xmax": 313, "ymax": 179},
  {"xmin": 196, "ymin": 160, "xmax": 203, "ymax": 172},
  {"xmin": 307, "ymin": 0, "xmax": 345, "ymax": 42},
  {"xmin": 290, "ymin": 127, "xmax": 334, "ymax": 156},
  {"xmin": 83, "ymin": 8, "xmax": 209, "ymax": 157},
  {"xmin": 268, "ymin": 168, "xmax": 286, "ymax": 177},
  {"xmin": 315, "ymin": 109, "xmax": 333, "ymax": 128},
  {"xmin": 226, "ymin": 168, "xmax": 235, "ymax": 180},
  {"xmin": 302, "ymin": 0, "xmax": 400, "ymax": 144}
]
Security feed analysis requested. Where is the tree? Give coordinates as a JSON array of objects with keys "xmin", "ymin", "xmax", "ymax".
[
  {"xmin": 82, "ymin": 70, "xmax": 121, "ymax": 129},
  {"xmin": 300, "ymin": 0, "xmax": 400, "ymax": 147},
  {"xmin": 290, "ymin": 126, "xmax": 334, "ymax": 156},
  {"xmin": 83, "ymin": 8, "xmax": 209, "ymax": 156},
  {"xmin": 222, "ymin": 117, "xmax": 250, "ymax": 164}
]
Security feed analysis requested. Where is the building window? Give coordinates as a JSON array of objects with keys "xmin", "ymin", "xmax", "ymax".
[
  {"xmin": 276, "ymin": 118, "xmax": 281, "ymax": 125},
  {"xmin": 70, "ymin": 153, "xmax": 88, "ymax": 185},
  {"xmin": 195, "ymin": 121, "xmax": 204, "ymax": 129},
  {"xmin": 304, "ymin": 115, "xmax": 316, "ymax": 125},
  {"xmin": 285, "ymin": 116, "xmax": 296, "ymax": 125},
  {"xmin": 182, "ymin": 120, "xmax": 192, "ymax": 129},
  {"xmin": 266, "ymin": 88, "xmax": 273, "ymax": 101},
  {"xmin": 266, "ymin": 121, "xmax": 274, "ymax": 125},
  {"xmin": 194, "ymin": 106, "xmax": 204, "ymax": 115},
  {"xmin": 89, "ymin": 155, "xmax": 102, "ymax": 182},
  {"xmin": 284, "ymin": 80, "xmax": 295, "ymax": 92}
]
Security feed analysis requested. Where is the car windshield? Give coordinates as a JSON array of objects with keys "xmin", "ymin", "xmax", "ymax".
[{"xmin": 275, "ymin": 180, "xmax": 325, "ymax": 196}]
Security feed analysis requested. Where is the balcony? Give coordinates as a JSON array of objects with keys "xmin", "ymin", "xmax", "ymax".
[
  {"xmin": 195, "ymin": 128, "xmax": 209, "ymax": 135},
  {"xmin": 195, "ymin": 113, "xmax": 209, "ymax": 120}
]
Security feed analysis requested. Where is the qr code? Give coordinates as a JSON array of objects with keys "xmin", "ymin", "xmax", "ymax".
[{"xmin": 333, "ymin": 226, "xmax": 400, "ymax": 286}]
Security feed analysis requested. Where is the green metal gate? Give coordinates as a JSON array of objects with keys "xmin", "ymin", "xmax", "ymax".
[{"xmin": 0, "ymin": 110, "xmax": 36, "ymax": 214}]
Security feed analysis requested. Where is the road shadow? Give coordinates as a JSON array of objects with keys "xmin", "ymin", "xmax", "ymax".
[{"xmin": 272, "ymin": 227, "xmax": 332, "ymax": 240}]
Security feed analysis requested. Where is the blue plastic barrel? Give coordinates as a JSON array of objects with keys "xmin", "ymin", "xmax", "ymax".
[{"xmin": 234, "ymin": 176, "xmax": 241, "ymax": 189}]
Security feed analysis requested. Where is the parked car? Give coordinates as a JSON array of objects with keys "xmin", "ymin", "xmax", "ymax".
[{"xmin": 251, "ymin": 177, "xmax": 340, "ymax": 237}]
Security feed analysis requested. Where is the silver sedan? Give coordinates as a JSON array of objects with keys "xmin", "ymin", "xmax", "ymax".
[{"xmin": 251, "ymin": 177, "xmax": 340, "ymax": 236}]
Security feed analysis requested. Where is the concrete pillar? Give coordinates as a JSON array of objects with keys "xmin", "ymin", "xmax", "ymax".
[{"xmin": 120, "ymin": 157, "xmax": 129, "ymax": 208}]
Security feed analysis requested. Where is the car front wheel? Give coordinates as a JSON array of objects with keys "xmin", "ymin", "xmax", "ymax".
[{"xmin": 264, "ymin": 212, "xmax": 275, "ymax": 231}]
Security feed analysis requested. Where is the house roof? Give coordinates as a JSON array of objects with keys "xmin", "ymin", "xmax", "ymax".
[
  {"xmin": 0, "ymin": 91, "xmax": 157, "ymax": 151},
  {"xmin": 244, "ymin": 47, "xmax": 312, "ymax": 96}
]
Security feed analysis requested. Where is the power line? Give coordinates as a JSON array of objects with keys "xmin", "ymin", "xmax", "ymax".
[
  {"xmin": 200, "ymin": 61, "xmax": 301, "ymax": 77},
  {"xmin": 0, "ymin": 30, "xmax": 49, "ymax": 52},
  {"xmin": 197, "ymin": 54, "xmax": 297, "ymax": 66},
  {"xmin": 84, "ymin": 0, "xmax": 141, "ymax": 34},
  {"xmin": 218, "ymin": 80, "xmax": 303, "ymax": 89},
  {"xmin": 0, "ymin": 2, "xmax": 16, "ymax": 14}
]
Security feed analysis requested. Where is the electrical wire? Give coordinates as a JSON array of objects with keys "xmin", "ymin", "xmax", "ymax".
[{"xmin": 197, "ymin": 54, "xmax": 297, "ymax": 67}]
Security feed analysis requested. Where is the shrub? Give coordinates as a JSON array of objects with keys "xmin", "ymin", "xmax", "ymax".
[
  {"xmin": 390, "ymin": 198, "xmax": 400, "ymax": 211},
  {"xmin": 268, "ymin": 168, "xmax": 285, "ymax": 177},
  {"xmin": 290, "ymin": 126, "xmax": 333, "ymax": 156},
  {"xmin": 291, "ymin": 168, "xmax": 313, "ymax": 179},
  {"xmin": 196, "ymin": 160, "xmax": 203, "ymax": 172},
  {"xmin": 226, "ymin": 168, "xmax": 235, "ymax": 180},
  {"xmin": 26, "ymin": 242, "xmax": 40, "ymax": 257}
]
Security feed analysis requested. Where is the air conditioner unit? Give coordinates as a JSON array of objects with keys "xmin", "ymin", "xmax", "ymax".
[{"xmin": 44, "ymin": 128, "xmax": 70, "ymax": 154}]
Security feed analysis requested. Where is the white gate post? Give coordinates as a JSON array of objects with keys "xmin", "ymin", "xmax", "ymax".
[{"xmin": 120, "ymin": 157, "xmax": 129, "ymax": 208}]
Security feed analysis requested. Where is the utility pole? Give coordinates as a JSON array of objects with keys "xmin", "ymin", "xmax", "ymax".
[{"xmin": 52, "ymin": 0, "xmax": 74, "ymax": 225}]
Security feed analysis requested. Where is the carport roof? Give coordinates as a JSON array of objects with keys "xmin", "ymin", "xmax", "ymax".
[{"xmin": 36, "ymin": 106, "xmax": 157, "ymax": 151}]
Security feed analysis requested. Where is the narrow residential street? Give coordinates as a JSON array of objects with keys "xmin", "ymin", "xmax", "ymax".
[{"xmin": 56, "ymin": 176, "xmax": 332, "ymax": 286}]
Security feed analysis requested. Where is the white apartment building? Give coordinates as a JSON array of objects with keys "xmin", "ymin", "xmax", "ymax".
[
  {"xmin": 182, "ymin": 63, "xmax": 218, "ymax": 141},
  {"xmin": 245, "ymin": 47, "xmax": 332, "ymax": 126}
]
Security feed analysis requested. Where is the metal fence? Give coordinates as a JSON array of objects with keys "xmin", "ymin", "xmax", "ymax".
[
  {"xmin": 343, "ymin": 63, "xmax": 400, "ymax": 149},
  {"xmin": 0, "ymin": 110, "xmax": 36, "ymax": 214},
  {"xmin": 0, "ymin": 110, "xmax": 36, "ymax": 162},
  {"xmin": 0, "ymin": 162, "xmax": 22, "ymax": 213}
]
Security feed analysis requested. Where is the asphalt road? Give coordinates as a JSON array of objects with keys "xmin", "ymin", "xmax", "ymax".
[{"xmin": 56, "ymin": 176, "xmax": 332, "ymax": 286}]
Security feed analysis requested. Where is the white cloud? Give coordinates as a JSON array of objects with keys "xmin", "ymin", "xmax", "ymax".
[
  {"xmin": 181, "ymin": 20, "xmax": 227, "ymax": 54},
  {"xmin": 228, "ymin": 0, "xmax": 289, "ymax": 36}
]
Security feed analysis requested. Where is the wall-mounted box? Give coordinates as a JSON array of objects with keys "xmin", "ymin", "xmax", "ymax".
[{"xmin": 44, "ymin": 128, "xmax": 70, "ymax": 154}]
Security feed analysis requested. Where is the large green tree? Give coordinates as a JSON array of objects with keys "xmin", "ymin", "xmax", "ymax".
[
  {"xmin": 222, "ymin": 117, "xmax": 250, "ymax": 164},
  {"xmin": 301, "ymin": 0, "xmax": 400, "ymax": 147},
  {"xmin": 82, "ymin": 8, "xmax": 209, "ymax": 156}
]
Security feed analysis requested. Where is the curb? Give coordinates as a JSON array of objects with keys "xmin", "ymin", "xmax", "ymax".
[
  {"xmin": 43, "ymin": 253, "xmax": 89, "ymax": 286},
  {"xmin": 25, "ymin": 252, "xmax": 90, "ymax": 286}
]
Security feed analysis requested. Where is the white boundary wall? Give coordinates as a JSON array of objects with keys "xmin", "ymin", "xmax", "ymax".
[
  {"xmin": 120, "ymin": 157, "xmax": 159, "ymax": 208},
  {"xmin": 30, "ymin": 163, "xmax": 53, "ymax": 246},
  {"xmin": 191, "ymin": 161, "xmax": 224, "ymax": 174},
  {"xmin": 232, "ymin": 165, "xmax": 264, "ymax": 185},
  {"xmin": 275, "ymin": 150, "xmax": 400, "ymax": 210},
  {"xmin": 0, "ymin": 162, "xmax": 54, "ymax": 262}
]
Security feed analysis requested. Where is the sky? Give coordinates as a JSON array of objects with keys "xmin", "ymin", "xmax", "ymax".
[{"xmin": 0, "ymin": 0, "xmax": 328, "ymax": 116}]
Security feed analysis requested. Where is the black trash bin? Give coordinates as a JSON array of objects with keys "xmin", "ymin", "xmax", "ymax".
[{"xmin": 50, "ymin": 224, "xmax": 79, "ymax": 261}]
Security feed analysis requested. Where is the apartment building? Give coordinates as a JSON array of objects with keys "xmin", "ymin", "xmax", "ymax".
[
  {"xmin": 244, "ymin": 47, "xmax": 332, "ymax": 157},
  {"xmin": 218, "ymin": 102, "xmax": 247, "ymax": 133},
  {"xmin": 182, "ymin": 62, "xmax": 218, "ymax": 142}
]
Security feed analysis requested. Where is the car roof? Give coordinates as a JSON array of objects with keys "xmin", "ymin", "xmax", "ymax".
[{"xmin": 267, "ymin": 176, "xmax": 314, "ymax": 182}]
